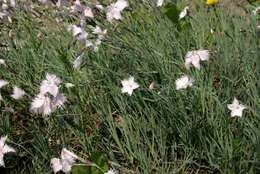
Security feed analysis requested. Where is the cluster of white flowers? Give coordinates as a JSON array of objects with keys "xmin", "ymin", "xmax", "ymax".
[
  {"xmin": 63, "ymin": 0, "xmax": 127, "ymax": 69},
  {"xmin": 0, "ymin": 0, "xmax": 15, "ymax": 20},
  {"xmin": 50, "ymin": 148, "xmax": 117, "ymax": 174},
  {"xmin": 51, "ymin": 148, "xmax": 78, "ymax": 173},
  {"xmin": 174, "ymin": 49, "xmax": 210, "ymax": 91},
  {"xmin": 120, "ymin": 48, "xmax": 246, "ymax": 117},
  {"xmin": 30, "ymin": 73, "xmax": 66, "ymax": 116},
  {"xmin": 0, "ymin": 1, "xmax": 253, "ymax": 172},
  {"xmin": 37, "ymin": 0, "xmax": 129, "ymax": 70}
]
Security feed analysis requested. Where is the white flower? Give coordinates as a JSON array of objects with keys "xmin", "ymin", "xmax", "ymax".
[
  {"xmin": 175, "ymin": 75, "xmax": 194, "ymax": 90},
  {"xmin": 0, "ymin": 80, "xmax": 8, "ymax": 101},
  {"xmin": 0, "ymin": 136, "xmax": 15, "ymax": 167},
  {"xmin": 11, "ymin": 86, "xmax": 25, "ymax": 100},
  {"xmin": 31, "ymin": 74, "xmax": 66, "ymax": 115},
  {"xmin": 121, "ymin": 76, "xmax": 139, "ymax": 96},
  {"xmin": 3, "ymin": 107, "xmax": 14, "ymax": 113},
  {"xmin": 86, "ymin": 40, "xmax": 94, "ymax": 48},
  {"xmin": 83, "ymin": 6, "xmax": 94, "ymax": 18},
  {"xmin": 0, "ymin": 12, "xmax": 8, "ymax": 19},
  {"xmin": 157, "ymin": 0, "xmax": 164, "ymax": 7},
  {"xmin": 0, "ymin": 80, "xmax": 8, "ymax": 88},
  {"xmin": 93, "ymin": 39, "xmax": 102, "ymax": 52},
  {"xmin": 52, "ymin": 93, "xmax": 67, "ymax": 108},
  {"xmin": 70, "ymin": 0, "xmax": 81, "ymax": 13},
  {"xmin": 0, "ymin": 59, "xmax": 6, "ymax": 66},
  {"xmin": 179, "ymin": 6, "xmax": 189, "ymax": 19},
  {"xmin": 30, "ymin": 93, "xmax": 66, "ymax": 116},
  {"xmin": 39, "ymin": 0, "xmax": 49, "ymax": 5},
  {"xmin": 30, "ymin": 94, "xmax": 52, "ymax": 115},
  {"xmin": 252, "ymin": 7, "xmax": 260, "ymax": 16},
  {"xmin": 2, "ymin": 3, "xmax": 8, "ymax": 10},
  {"xmin": 106, "ymin": 0, "xmax": 128, "ymax": 22},
  {"xmin": 51, "ymin": 148, "xmax": 78, "ymax": 173},
  {"xmin": 73, "ymin": 55, "xmax": 83, "ymax": 70},
  {"xmin": 227, "ymin": 98, "xmax": 246, "ymax": 117},
  {"xmin": 65, "ymin": 83, "xmax": 75, "ymax": 88},
  {"xmin": 185, "ymin": 50, "xmax": 210, "ymax": 69},
  {"xmin": 56, "ymin": 0, "xmax": 68, "ymax": 8},
  {"xmin": 40, "ymin": 73, "xmax": 61, "ymax": 97},
  {"xmin": 10, "ymin": 0, "xmax": 16, "ymax": 7},
  {"xmin": 92, "ymin": 26, "xmax": 107, "ymax": 40},
  {"xmin": 104, "ymin": 168, "xmax": 117, "ymax": 174},
  {"xmin": 96, "ymin": 4, "xmax": 104, "ymax": 10},
  {"xmin": 67, "ymin": 25, "xmax": 88, "ymax": 41},
  {"xmin": 149, "ymin": 81, "xmax": 156, "ymax": 90}
]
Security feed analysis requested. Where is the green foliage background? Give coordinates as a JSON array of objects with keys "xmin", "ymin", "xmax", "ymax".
[{"xmin": 0, "ymin": 0, "xmax": 259, "ymax": 173}]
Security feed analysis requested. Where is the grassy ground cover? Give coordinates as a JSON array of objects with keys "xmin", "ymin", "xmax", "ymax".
[{"xmin": 0, "ymin": 0, "xmax": 259, "ymax": 173}]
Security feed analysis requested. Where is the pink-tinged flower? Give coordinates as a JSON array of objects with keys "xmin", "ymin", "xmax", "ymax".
[
  {"xmin": 10, "ymin": 0, "xmax": 16, "ymax": 7},
  {"xmin": 30, "ymin": 94, "xmax": 52, "ymax": 115},
  {"xmin": 83, "ymin": 6, "xmax": 94, "ymax": 18},
  {"xmin": 52, "ymin": 93, "xmax": 67, "ymax": 108},
  {"xmin": 11, "ymin": 86, "xmax": 25, "ymax": 100},
  {"xmin": 67, "ymin": 25, "xmax": 88, "ymax": 42},
  {"xmin": 121, "ymin": 76, "xmax": 139, "ymax": 96},
  {"xmin": 40, "ymin": 73, "xmax": 61, "ymax": 97},
  {"xmin": 106, "ymin": 0, "xmax": 128, "ymax": 22},
  {"xmin": 31, "ymin": 74, "xmax": 66, "ymax": 116},
  {"xmin": 30, "ymin": 93, "xmax": 66, "ymax": 116},
  {"xmin": 0, "ymin": 136, "xmax": 15, "ymax": 167},
  {"xmin": 175, "ymin": 75, "xmax": 194, "ymax": 90},
  {"xmin": 56, "ymin": 0, "xmax": 69, "ymax": 8},
  {"xmin": 51, "ymin": 148, "xmax": 78, "ymax": 173},
  {"xmin": 0, "ymin": 12, "xmax": 8, "ymax": 19},
  {"xmin": 227, "ymin": 98, "xmax": 246, "ymax": 117},
  {"xmin": 70, "ymin": 0, "xmax": 81, "ymax": 13},
  {"xmin": 185, "ymin": 50, "xmax": 210, "ymax": 69}
]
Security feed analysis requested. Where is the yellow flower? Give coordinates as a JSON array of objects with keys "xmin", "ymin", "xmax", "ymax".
[{"xmin": 206, "ymin": 0, "xmax": 218, "ymax": 5}]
